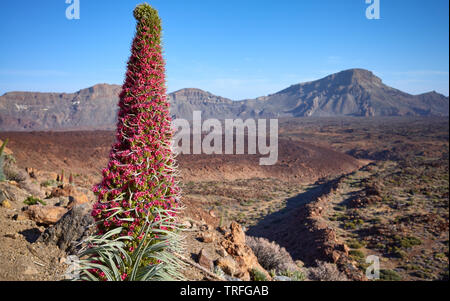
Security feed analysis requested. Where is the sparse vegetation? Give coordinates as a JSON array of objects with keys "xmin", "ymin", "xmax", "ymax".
[
  {"xmin": 306, "ymin": 261, "xmax": 349, "ymax": 281},
  {"xmin": 23, "ymin": 196, "xmax": 46, "ymax": 206},
  {"xmin": 246, "ymin": 236, "xmax": 299, "ymax": 273},
  {"xmin": 380, "ymin": 269, "xmax": 402, "ymax": 281},
  {"xmin": 349, "ymin": 250, "xmax": 365, "ymax": 260},
  {"xmin": 250, "ymin": 268, "xmax": 268, "ymax": 281},
  {"xmin": 347, "ymin": 239, "xmax": 364, "ymax": 249}
]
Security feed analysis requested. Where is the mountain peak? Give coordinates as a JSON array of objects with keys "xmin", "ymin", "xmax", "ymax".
[
  {"xmin": 169, "ymin": 88, "xmax": 232, "ymax": 104},
  {"xmin": 171, "ymin": 88, "xmax": 210, "ymax": 96},
  {"xmin": 326, "ymin": 68, "xmax": 382, "ymax": 85}
]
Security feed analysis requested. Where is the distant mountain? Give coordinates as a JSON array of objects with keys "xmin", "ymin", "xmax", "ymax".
[
  {"xmin": 0, "ymin": 69, "xmax": 448, "ymax": 131},
  {"xmin": 0, "ymin": 84, "xmax": 121, "ymax": 131},
  {"xmin": 233, "ymin": 69, "xmax": 449, "ymax": 118}
]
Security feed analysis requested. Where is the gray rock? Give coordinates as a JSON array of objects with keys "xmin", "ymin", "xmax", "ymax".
[
  {"xmin": 197, "ymin": 249, "xmax": 214, "ymax": 272},
  {"xmin": 3, "ymin": 161, "xmax": 27, "ymax": 182},
  {"xmin": 273, "ymin": 275, "xmax": 292, "ymax": 281},
  {"xmin": 0, "ymin": 182, "xmax": 30, "ymax": 204},
  {"xmin": 223, "ymin": 274, "xmax": 243, "ymax": 281},
  {"xmin": 44, "ymin": 196, "xmax": 70, "ymax": 207},
  {"xmin": 0, "ymin": 190, "xmax": 7, "ymax": 203},
  {"xmin": 38, "ymin": 203, "xmax": 95, "ymax": 253},
  {"xmin": 19, "ymin": 180, "xmax": 45, "ymax": 199}
]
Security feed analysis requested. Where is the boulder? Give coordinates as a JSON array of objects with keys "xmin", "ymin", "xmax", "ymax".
[
  {"xmin": 44, "ymin": 197, "xmax": 70, "ymax": 207},
  {"xmin": 13, "ymin": 213, "xmax": 27, "ymax": 221},
  {"xmin": 0, "ymin": 182, "xmax": 29, "ymax": 204},
  {"xmin": 68, "ymin": 192, "xmax": 90, "ymax": 209},
  {"xmin": 24, "ymin": 205, "xmax": 68, "ymax": 225},
  {"xmin": 197, "ymin": 232, "xmax": 215, "ymax": 243},
  {"xmin": 0, "ymin": 190, "xmax": 8, "ymax": 203},
  {"xmin": 38, "ymin": 203, "xmax": 95, "ymax": 253},
  {"xmin": 25, "ymin": 167, "xmax": 37, "ymax": 179},
  {"xmin": 216, "ymin": 256, "xmax": 238, "ymax": 276},
  {"xmin": 220, "ymin": 222, "xmax": 271, "ymax": 281},
  {"xmin": 49, "ymin": 185, "xmax": 74, "ymax": 198},
  {"xmin": 19, "ymin": 180, "xmax": 45, "ymax": 199},
  {"xmin": 0, "ymin": 199, "xmax": 12, "ymax": 209},
  {"xmin": 197, "ymin": 249, "xmax": 214, "ymax": 271},
  {"xmin": 216, "ymin": 246, "xmax": 228, "ymax": 257}
]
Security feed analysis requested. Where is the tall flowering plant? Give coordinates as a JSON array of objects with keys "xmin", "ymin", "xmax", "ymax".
[{"xmin": 76, "ymin": 3, "xmax": 184, "ymax": 281}]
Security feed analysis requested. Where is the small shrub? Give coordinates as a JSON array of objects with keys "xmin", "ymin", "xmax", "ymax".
[
  {"xmin": 334, "ymin": 205, "xmax": 346, "ymax": 211},
  {"xmin": 24, "ymin": 196, "xmax": 46, "ymax": 206},
  {"xmin": 380, "ymin": 269, "xmax": 401, "ymax": 281},
  {"xmin": 344, "ymin": 221, "xmax": 357, "ymax": 229},
  {"xmin": 246, "ymin": 236, "xmax": 298, "ymax": 273},
  {"xmin": 349, "ymin": 250, "xmax": 365, "ymax": 260},
  {"xmin": 279, "ymin": 270, "xmax": 306, "ymax": 281},
  {"xmin": 41, "ymin": 180, "xmax": 57, "ymax": 187},
  {"xmin": 1, "ymin": 155, "xmax": 27, "ymax": 183},
  {"xmin": 250, "ymin": 268, "xmax": 268, "ymax": 281},
  {"xmin": 306, "ymin": 261, "xmax": 349, "ymax": 281},
  {"xmin": 434, "ymin": 252, "xmax": 447, "ymax": 261},
  {"xmin": 347, "ymin": 239, "xmax": 364, "ymax": 249},
  {"xmin": 391, "ymin": 247, "xmax": 408, "ymax": 259},
  {"xmin": 374, "ymin": 242, "xmax": 386, "ymax": 250},
  {"xmin": 398, "ymin": 236, "xmax": 422, "ymax": 249}
]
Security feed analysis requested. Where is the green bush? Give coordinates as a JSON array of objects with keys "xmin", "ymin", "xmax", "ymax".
[
  {"xmin": 344, "ymin": 221, "xmax": 357, "ymax": 229},
  {"xmin": 250, "ymin": 268, "xmax": 268, "ymax": 281},
  {"xmin": 41, "ymin": 180, "xmax": 57, "ymax": 187},
  {"xmin": 23, "ymin": 196, "xmax": 46, "ymax": 206},
  {"xmin": 380, "ymin": 269, "xmax": 402, "ymax": 281},
  {"xmin": 347, "ymin": 239, "xmax": 364, "ymax": 249},
  {"xmin": 398, "ymin": 236, "xmax": 422, "ymax": 248},
  {"xmin": 279, "ymin": 270, "xmax": 306, "ymax": 281},
  {"xmin": 349, "ymin": 250, "xmax": 365, "ymax": 260}
]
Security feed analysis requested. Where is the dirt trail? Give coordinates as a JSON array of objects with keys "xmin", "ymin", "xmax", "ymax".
[
  {"xmin": 247, "ymin": 184, "xmax": 326, "ymax": 234},
  {"xmin": 246, "ymin": 175, "xmax": 349, "ymax": 266}
]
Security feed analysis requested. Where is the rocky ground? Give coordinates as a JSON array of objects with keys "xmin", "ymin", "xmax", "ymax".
[
  {"xmin": 0, "ymin": 117, "xmax": 448, "ymax": 281},
  {"xmin": 0, "ymin": 141, "xmax": 286, "ymax": 281}
]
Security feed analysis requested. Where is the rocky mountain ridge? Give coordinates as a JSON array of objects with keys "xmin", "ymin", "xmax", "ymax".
[{"xmin": 1, "ymin": 69, "xmax": 448, "ymax": 131}]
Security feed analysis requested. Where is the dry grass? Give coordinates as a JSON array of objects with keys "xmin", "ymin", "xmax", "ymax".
[{"xmin": 246, "ymin": 236, "xmax": 299, "ymax": 273}]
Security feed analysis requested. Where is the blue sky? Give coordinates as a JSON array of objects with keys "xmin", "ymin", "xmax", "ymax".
[{"xmin": 0, "ymin": 0, "xmax": 448, "ymax": 99}]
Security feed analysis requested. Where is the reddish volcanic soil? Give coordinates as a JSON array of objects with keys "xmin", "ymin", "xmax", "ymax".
[{"xmin": 0, "ymin": 131, "xmax": 364, "ymax": 185}]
